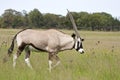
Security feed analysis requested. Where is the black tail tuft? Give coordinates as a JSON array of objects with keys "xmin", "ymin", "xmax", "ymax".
[
  {"xmin": 8, "ymin": 41, "xmax": 14, "ymax": 56},
  {"xmin": 7, "ymin": 35, "xmax": 16, "ymax": 57}
]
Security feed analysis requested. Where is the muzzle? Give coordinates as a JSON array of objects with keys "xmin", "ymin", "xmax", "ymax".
[{"xmin": 78, "ymin": 48, "xmax": 84, "ymax": 54}]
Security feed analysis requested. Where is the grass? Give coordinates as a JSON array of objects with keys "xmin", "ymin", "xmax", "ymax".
[{"xmin": 0, "ymin": 29, "xmax": 120, "ymax": 80}]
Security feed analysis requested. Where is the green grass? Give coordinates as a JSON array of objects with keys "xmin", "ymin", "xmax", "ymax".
[{"xmin": 0, "ymin": 29, "xmax": 120, "ymax": 80}]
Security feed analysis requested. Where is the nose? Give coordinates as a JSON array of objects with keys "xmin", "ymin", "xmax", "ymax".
[
  {"xmin": 81, "ymin": 50, "xmax": 84, "ymax": 54},
  {"xmin": 78, "ymin": 48, "xmax": 84, "ymax": 54}
]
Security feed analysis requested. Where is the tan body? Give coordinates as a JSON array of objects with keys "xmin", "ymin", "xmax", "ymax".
[{"xmin": 17, "ymin": 29, "xmax": 74, "ymax": 52}]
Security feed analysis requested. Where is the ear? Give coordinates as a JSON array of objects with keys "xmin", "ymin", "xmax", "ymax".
[
  {"xmin": 81, "ymin": 38, "xmax": 84, "ymax": 41},
  {"xmin": 71, "ymin": 33, "xmax": 76, "ymax": 39}
]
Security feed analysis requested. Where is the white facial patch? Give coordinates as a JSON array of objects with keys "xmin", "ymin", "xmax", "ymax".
[
  {"xmin": 74, "ymin": 41, "xmax": 78, "ymax": 49},
  {"xmin": 78, "ymin": 48, "xmax": 84, "ymax": 53},
  {"xmin": 78, "ymin": 38, "xmax": 80, "ymax": 42},
  {"xmin": 75, "ymin": 38, "xmax": 81, "ymax": 48}
]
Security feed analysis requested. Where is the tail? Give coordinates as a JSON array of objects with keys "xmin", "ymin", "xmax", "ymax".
[
  {"xmin": 8, "ymin": 34, "xmax": 17, "ymax": 56},
  {"xmin": 3, "ymin": 28, "xmax": 29, "ymax": 63},
  {"xmin": 8, "ymin": 28, "xmax": 29, "ymax": 56}
]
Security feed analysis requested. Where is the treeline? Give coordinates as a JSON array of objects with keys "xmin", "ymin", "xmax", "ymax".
[{"xmin": 0, "ymin": 8, "xmax": 120, "ymax": 31}]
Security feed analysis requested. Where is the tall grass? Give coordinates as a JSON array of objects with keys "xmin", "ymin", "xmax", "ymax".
[{"xmin": 0, "ymin": 29, "xmax": 120, "ymax": 80}]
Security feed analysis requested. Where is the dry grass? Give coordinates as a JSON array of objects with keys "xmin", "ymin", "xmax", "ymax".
[{"xmin": 0, "ymin": 29, "xmax": 120, "ymax": 80}]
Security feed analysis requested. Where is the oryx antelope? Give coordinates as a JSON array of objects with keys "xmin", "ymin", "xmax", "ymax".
[{"xmin": 5, "ymin": 10, "xmax": 84, "ymax": 72}]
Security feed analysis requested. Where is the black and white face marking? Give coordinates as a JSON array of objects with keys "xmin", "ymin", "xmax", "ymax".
[{"xmin": 74, "ymin": 37, "xmax": 84, "ymax": 54}]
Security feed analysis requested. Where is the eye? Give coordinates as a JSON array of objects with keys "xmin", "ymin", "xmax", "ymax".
[{"xmin": 81, "ymin": 38, "xmax": 84, "ymax": 41}]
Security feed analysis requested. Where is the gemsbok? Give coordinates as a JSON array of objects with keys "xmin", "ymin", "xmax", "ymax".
[{"xmin": 4, "ymin": 10, "xmax": 84, "ymax": 72}]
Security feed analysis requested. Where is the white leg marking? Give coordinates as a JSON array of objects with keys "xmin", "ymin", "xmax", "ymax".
[
  {"xmin": 25, "ymin": 58, "xmax": 33, "ymax": 69},
  {"xmin": 13, "ymin": 54, "xmax": 17, "ymax": 68},
  {"xmin": 49, "ymin": 60, "xmax": 52, "ymax": 72}
]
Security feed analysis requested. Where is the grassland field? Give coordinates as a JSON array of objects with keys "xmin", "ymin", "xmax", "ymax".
[{"xmin": 0, "ymin": 29, "xmax": 120, "ymax": 80}]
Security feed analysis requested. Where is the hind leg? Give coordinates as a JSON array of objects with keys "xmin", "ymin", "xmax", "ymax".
[
  {"xmin": 24, "ymin": 46, "xmax": 33, "ymax": 69},
  {"xmin": 13, "ymin": 44, "xmax": 26, "ymax": 68}
]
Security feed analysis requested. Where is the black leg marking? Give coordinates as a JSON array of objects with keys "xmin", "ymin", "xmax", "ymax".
[
  {"xmin": 17, "ymin": 43, "xmax": 26, "ymax": 57},
  {"xmin": 25, "ymin": 46, "xmax": 31, "ymax": 59},
  {"xmin": 13, "ymin": 43, "xmax": 26, "ymax": 68},
  {"xmin": 24, "ymin": 45, "xmax": 33, "ymax": 69}
]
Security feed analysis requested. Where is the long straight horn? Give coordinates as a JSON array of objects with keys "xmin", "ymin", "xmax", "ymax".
[{"xmin": 67, "ymin": 9, "xmax": 80, "ymax": 37}]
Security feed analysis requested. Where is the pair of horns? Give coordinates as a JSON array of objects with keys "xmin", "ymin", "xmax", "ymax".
[{"xmin": 67, "ymin": 9, "xmax": 80, "ymax": 37}]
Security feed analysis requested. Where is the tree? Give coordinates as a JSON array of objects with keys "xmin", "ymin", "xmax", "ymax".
[
  {"xmin": 112, "ymin": 18, "xmax": 120, "ymax": 31},
  {"xmin": 100, "ymin": 12, "xmax": 114, "ymax": 31},
  {"xmin": 76, "ymin": 12, "xmax": 90, "ymax": 30},
  {"xmin": 43, "ymin": 13, "xmax": 60, "ymax": 28},
  {"xmin": 28, "ymin": 9, "xmax": 43, "ymax": 28},
  {"xmin": 0, "ymin": 9, "xmax": 23, "ymax": 28},
  {"xmin": 22, "ymin": 10, "xmax": 29, "ymax": 27},
  {"xmin": 1, "ymin": 9, "xmax": 15, "ymax": 28},
  {"xmin": 0, "ymin": 8, "xmax": 120, "ymax": 31}
]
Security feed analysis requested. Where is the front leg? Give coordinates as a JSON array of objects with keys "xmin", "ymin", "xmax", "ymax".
[
  {"xmin": 48, "ymin": 52, "xmax": 60, "ymax": 72},
  {"xmin": 52, "ymin": 55, "xmax": 60, "ymax": 68}
]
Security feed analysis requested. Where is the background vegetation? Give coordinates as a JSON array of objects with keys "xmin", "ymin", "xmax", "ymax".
[
  {"xmin": 0, "ymin": 8, "xmax": 120, "ymax": 31},
  {"xmin": 0, "ymin": 29, "xmax": 120, "ymax": 80}
]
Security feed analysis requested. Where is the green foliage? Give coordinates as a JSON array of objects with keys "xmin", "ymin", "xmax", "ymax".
[
  {"xmin": 28, "ymin": 9, "xmax": 43, "ymax": 28},
  {"xmin": 0, "ymin": 9, "xmax": 24, "ymax": 28},
  {"xmin": 43, "ymin": 13, "xmax": 59, "ymax": 28},
  {"xmin": 0, "ymin": 8, "xmax": 120, "ymax": 31}
]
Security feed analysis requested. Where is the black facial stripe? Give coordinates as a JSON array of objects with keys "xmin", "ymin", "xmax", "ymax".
[
  {"xmin": 77, "ymin": 41, "xmax": 79, "ymax": 48},
  {"xmin": 76, "ymin": 41, "xmax": 83, "ymax": 51},
  {"xmin": 80, "ymin": 43, "xmax": 83, "ymax": 48},
  {"xmin": 76, "ymin": 47, "xmax": 80, "ymax": 51},
  {"xmin": 76, "ymin": 41, "xmax": 80, "ymax": 51}
]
